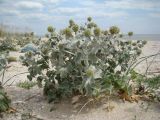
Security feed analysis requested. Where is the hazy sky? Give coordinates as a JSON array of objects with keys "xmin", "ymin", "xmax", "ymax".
[{"xmin": 0, "ymin": 0, "xmax": 160, "ymax": 35}]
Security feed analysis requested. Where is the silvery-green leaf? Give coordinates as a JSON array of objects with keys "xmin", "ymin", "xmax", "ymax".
[
  {"xmin": 86, "ymin": 65, "xmax": 102, "ymax": 79},
  {"xmin": 114, "ymin": 65, "xmax": 121, "ymax": 73},
  {"xmin": 59, "ymin": 67, "xmax": 68, "ymax": 78},
  {"xmin": 85, "ymin": 77, "xmax": 92, "ymax": 88}
]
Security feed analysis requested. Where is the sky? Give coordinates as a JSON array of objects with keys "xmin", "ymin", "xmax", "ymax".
[{"xmin": 0, "ymin": 0, "xmax": 160, "ymax": 35}]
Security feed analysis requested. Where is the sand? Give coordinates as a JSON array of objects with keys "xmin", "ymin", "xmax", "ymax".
[
  {"xmin": 2, "ymin": 86, "xmax": 160, "ymax": 120},
  {"xmin": 135, "ymin": 41, "xmax": 160, "ymax": 74}
]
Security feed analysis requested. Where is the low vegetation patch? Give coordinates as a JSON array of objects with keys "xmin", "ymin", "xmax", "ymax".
[
  {"xmin": 20, "ymin": 17, "xmax": 151, "ymax": 103},
  {"xmin": 0, "ymin": 51, "xmax": 11, "ymax": 114},
  {"xmin": 7, "ymin": 56, "xmax": 17, "ymax": 63},
  {"xmin": 0, "ymin": 87, "xmax": 11, "ymax": 113},
  {"xmin": 0, "ymin": 25, "xmax": 39, "ymax": 52},
  {"xmin": 144, "ymin": 75, "xmax": 160, "ymax": 101},
  {"xmin": 17, "ymin": 81, "xmax": 37, "ymax": 89}
]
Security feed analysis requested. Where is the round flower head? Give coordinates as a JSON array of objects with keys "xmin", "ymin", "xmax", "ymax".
[
  {"xmin": 47, "ymin": 26, "xmax": 55, "ymax": 33},
  {"xmin": 94, "ymin": 27, "xmax": 101, "ymax": 37},
  {"xmin": 87, "ymin": 22, "xmax": 97, "ymax": 29},
  {"xmin": 84, "ymin": 29, "xmax": 91, "ymax": 37},
  {"xmin": 109, "ymin": 26, "xmax": 120, "ymax": 35},
  {"xmin": 128, "ymin": 32, "xmax": 133, "ymax": 37},
  {"xmin": 63, "ymin": 28, "xmax": 72, "ymax": 38},
  {"xmin": 87, "ymin": 17, "xmax": 92, "ymax": 22},
  {"xmin": 69, "ymin": 19, "xmax": 75, "ymax": 27},
  {"xmin": 142, "ymin": 40, "xmax": 147, "ymax": 45},
  {"xmin": 72, "ymin": 24, "xmax": 79, "ymax": 33}
]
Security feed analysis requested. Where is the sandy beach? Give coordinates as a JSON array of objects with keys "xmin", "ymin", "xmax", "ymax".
[{"xmin": 135, "ymin": 41, "xmax": 160, "ymax": 74}]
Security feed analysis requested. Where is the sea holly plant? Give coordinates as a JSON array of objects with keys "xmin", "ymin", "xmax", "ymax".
[{"xmin": 21, "ymin": 18, "xmax": 147, "ymax": 102}]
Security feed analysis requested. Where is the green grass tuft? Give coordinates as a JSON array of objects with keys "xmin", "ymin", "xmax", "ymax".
[
  {"xmin": 17, "ymin": 81, "xmax": 37, "ymax": 89},
  {"xmin": 7, "ymin": 56, "xmax": 17, "ymax": 63}
]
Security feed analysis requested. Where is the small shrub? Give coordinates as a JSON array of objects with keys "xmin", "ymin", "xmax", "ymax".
[
  {"xmin": 17, "ymin": 81, "xmax": 37, "ymax": 89},
  {"xmin": 0, "ymin": 87, "xmax": 10, "ymax": 113},
  {"xmin": 0, "ymin": 52, "xmax": 10, "ymax": 113},
  {"xmin": 7, "ymin": 56, "xmax": 17, "ymax": 63},
  {"xmin": 131, "ymin": 72, "xmax": 160, "ymax": 101},
  {"xmin": 17, "ymin": 32, "xmax": 39, "ymax": 47},
  {"xmin": 128, "ymin": 32, "xmax": 133, "ymax": 37},
  {"xmin": 146, "ymin": 75, "xmax": 160, "ymax": 89},
  {"xmin": 144, "ymin": 75, "xmax": 160, "ymax": 101},
  {"xmin": 0, "ymin": 37, "xmax": 16, "ymax": 51}
]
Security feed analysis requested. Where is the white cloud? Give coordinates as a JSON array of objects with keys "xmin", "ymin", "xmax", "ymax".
[
  {"xmin": 50, "ymin": 6, "xmax": 128, "ymax": 18},
  {"xmin": 36, "ymin": 0, "xmax": 65, "ymax": 4},
  {"xmin": 17, "ymin": 13, "xmax": 51, "ymax": 21},
  {"xmin": 50, "ymin": 7, "xmax": 87, "ymax": 14},
  {"xmin": 15, "ymin": 1, "xmax": 44, "ymax": 9},
  {"xmin": 80, "ymin": 0, "xmax": 160, "ymax": 10},
  {"xmin": 0, "ymin": 9, "xmax": 19, "ymax": 16},
  {"xmin": 97, "ymin": 11, "xmax": 128, "ymax": 17},
  {"xmin": 80, "ymin": 0, "xmax": 96, "ymax": 6},
  {"xmin": 48, "ymin": 0, "xmax": 64, "ymax": 3},
  {"xmin": 75, "ymin": 10, "xmax": 128, "ymax": 18},
  {"xmin": 104, "ymin": 0, "xmax": 160, "ymax": 10}
]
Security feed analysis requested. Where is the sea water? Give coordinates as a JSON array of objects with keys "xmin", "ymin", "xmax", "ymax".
[{"xmin": 124, "ymin": 34, "xmax": 160, "ymax": 41}]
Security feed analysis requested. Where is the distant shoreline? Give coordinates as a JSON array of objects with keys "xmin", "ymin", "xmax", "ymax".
[{"xmin": 124, "ymin": 34, "xmax": 160, "ymax": 41}]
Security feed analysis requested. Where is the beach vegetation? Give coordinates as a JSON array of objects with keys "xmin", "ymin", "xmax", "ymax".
[
  {"xmin": 17, "ymin": 81, "xmax": 37, "ymax": 89},
  {"xmin": 128, "ymin": 32, "xmax": 133, "ymax": 37},
  {"xmin": 21, "ymin": 18, "xmax": 148, "ymax": 102},
  {"xmin": 0, "ymin": 51, "xmax": 10, "ymax": 113},
  {"xmin": 7, "ymin": 56, "xmax": 17, "ymax": 63}
]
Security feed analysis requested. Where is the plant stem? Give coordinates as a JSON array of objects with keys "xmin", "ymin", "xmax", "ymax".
[
  {"xmin": 77, "ymin": 99, "xmax": 93, "ymax": 115},
  {"xmin": 1, "ymin": 66, "xmax": 6, "ymax": 85},
  {"xmin": 145, "ymin": 50, "xmax": 160, "ymax": 75},
  {"xmin": 2, "ymin": 72, "xmax": 29, "ymax": 86},
  {"xmin": 127, "ymin": 52, "xmax": 160, "ymax": 74}
]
